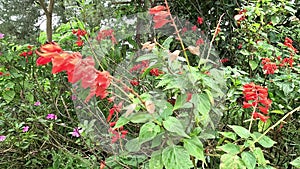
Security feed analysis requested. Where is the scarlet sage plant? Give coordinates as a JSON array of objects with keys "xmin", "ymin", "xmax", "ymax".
[
  {"xmin": 243, "ymin": 82, "xmax": 272, "ymax": 123},
  {"xmin": 35, "ymin": 42, "xmax": 111, "ymax": 102}
]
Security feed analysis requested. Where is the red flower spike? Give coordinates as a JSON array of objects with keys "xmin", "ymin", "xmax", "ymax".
[
  {"xmin": 149, "ymin": 6, "xmax": 166, "ymax": 14},
  {"xmin": 197, "ymin": 17, "xmax": 203, "ymax": 25},
  {"xmin": 243, "ymin": 82, "xmax": 272, "ymax": 122}
]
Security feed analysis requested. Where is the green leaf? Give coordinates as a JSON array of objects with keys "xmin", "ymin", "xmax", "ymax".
[
  {"xmin": 183, "ymin": 136, "xmax": 205, "ymax": 161},
  {"xmin": 217, "ymin": 143, "xmax": 240, "ymax": 154},
  {"xmin": 270, "ymin": 110, "xmax": 284, "ymax": 115},
  {"xmin": 240, "ymin": 49, "xmax": 250, "ymax": 56},
  {"xmin": 125, "ymin": 138, "xmax": 141, "ymax": 152},
  {"xmin": 129, "ymin": 112, "xmax": 153, "ymax": 123},
  {"xmin": 149, "ymin": 150, "xmax": 164, "ymax": 169},
  {"xmin": 251, "ymin": 132, "xmax": 276, "ymax": 148},
  {"xmin": 219, "ymin": 132, "xmax": 237, "ymax": 141},
  {"xmin": 192, "ymin": 93, "xmax": 211, "ymax": 115},
  {"xmin": 290, "ymin": 156, "xmax": 300, "ymax": 168},
  {"xmin": 228, "ymin": 125, "xmax": 250, "ymax": 139},
  {"xmin": 113, "ymin": 116, "xmax": 129, "ymax": 129},
  {"xmin": 25, "ymin": 93, "xmax": 34, "ymax": 103},
  {"xmin": 173, "ymin": 94, "xmax": 187, "ymax": 111},
  {"xmin": 253, "ymin": 147, "xmax": 266, "ymax": 165},
  {"xmin": 2, "ymin": 90, "xmax": 15, "ymax": 103},
  {"xmin": 220, "ymin": 154, "xmax": 246, "ymax": 169},
  {"xmin": 249, "ymin": 60, "xmax": 258, "ymax": 70},
  {"xmin": 163, "ymin": 116, "xmax": 190, "ymax": 138},
  {"xmin": 139, "ymin": 122, "xmax": 160, "ymax": 144},
  {"xmin": 136, "ymin": 53, "xmax": 158, "ymax": 62},
  {"xmin": 162, "ymin": 36, "xmax": 173, "ymax": 49},
  {"xmin": 241, "ymin": 151, "xmax": 256, "ymax": 169},
  {"xmin": 162, "ymin": 145, "xmax": 193, "ymax": 169}
]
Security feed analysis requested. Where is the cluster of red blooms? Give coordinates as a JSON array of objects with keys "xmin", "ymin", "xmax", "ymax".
[
  {"xmin": 35, "ymin": 42, "xmax": 110, "ymax": 102},
  {"xmin": 261, "ymin": 58, "xmax": 278, "ymax": 75},
  {"xmin": 220, "ymin": 58, "xmax": 229, "ymax": 64},
  {"xmin": 72, "ymin": 29, "xmax": 87, "ymax": 47},
  {"xmin": 96, "ymin": 29, "xmax": 117, "ymax": 44},
  {"xmin": 196, "ymin": 38, "xmax": 204, "ymax": 46},
  {"xmin": 243, "ymin": 82, "xmax": 272, "ymax": 122},
  {"xmin": 150, "ymin": 68, "xmax": 163, "ymax": 76},
  {"xmin": 149, "ymin": 5, "xmax": 170, "ymax": 29},
  {"xmin": 284, "ymin": 37, "xmax": 298, "ymax": 54},
  {"xmin": 197, "ymin": 17, "xmax": 204, "ymax": 25},
  {"xmin": 19, "ymin": 46, "xmax": 34, "ymax": 62},
  {"xmin": 108, "ymin": 122, "xmax": 128, "ymax": 143},
  {"xmin": 130, "ymin": 79, "xmax": 139, "ymax": 86},
  {"xmin": 129, "ymin": 60, "xmax": 149, "ymax": 73}
]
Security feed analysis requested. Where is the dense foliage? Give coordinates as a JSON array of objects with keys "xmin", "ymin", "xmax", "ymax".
[{"xmin": 0, "ymin": 0, "xmax": 299, "ymax": 168}]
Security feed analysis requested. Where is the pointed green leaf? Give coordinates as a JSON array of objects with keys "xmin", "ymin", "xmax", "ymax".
[
  {"xmin": 125, "ymin": 138, "xmax": 141, "ymax": 153},
  {"xmin": 228, "ymin": 125, "xmax": 250, "ymax": 139},
  {"xmin": 249, "ymin": 60, "xmax": 258, "ymax": 70},
  {"xmin": 220, "ymin": 154, "xmax": 246, "ymax": 169},
  {"xmin": 183, "ymin": 136, "xmax": 205, "ymax": 161},
  {"xmin": 217, "ymin": 143, "xmax": 240, "ymax": 154},
  {"xmin": 139, "ymin": 122, "xmax": 160, "ymax": 144},
  {"xmin": 290, "ymin": 156, "xmax": 300, "ymax": 168},
  {"xmin": 251, "ymin": 132, "xmax": 276, "ymax": 148},
  {"xmin": 241, "ymin": 151, "xmax": 256, "ymax": 169},
  {"xmin": 162, "ymin": 145, "xmax": 193, "ymax": 169},
  {"xmin": 2, "ymin": 90, "xmax": 15, "ymax": 103},
  {"xmin": 149, "ymin": 150, "xmax": 164, "ymax": 169},
  {"xmin": 163, "ymin": 116, "xmax": 190, "ymax": 138},
  {"xmin": 253, "ymin": 147, "xmax": 266, "ymax": 165}
]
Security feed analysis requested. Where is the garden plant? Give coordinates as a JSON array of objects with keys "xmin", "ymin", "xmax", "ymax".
[{"xmin": 0, "ymin": 0, "xmax": 299, "ymax": 168}]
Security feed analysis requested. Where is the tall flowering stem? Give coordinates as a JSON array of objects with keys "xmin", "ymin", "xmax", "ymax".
[
  {"xmin": 163, "ymin": 0, "xmax": 191, "ymax": 69},
  {"xmin": 243, "ymin": 82, "xmax": 272, "ymax": 131}
]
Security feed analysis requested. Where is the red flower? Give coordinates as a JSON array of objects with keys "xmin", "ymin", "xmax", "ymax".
[
  {"xmin": 196, "ymin": 38, "xmax": 204, "ymax": 46},
  {"xmin": 252, "ymin": 112, "xmax": 269, "ymax": 122},
  {"xmin": 130, "ymin": 79, "xmax": 139, "ymax": 86},
  {"xmin": 263, "ymin": 62, "xmax": 277, "ymax": 75},
  {"xmin": 76, "ymin": 40, "xmax": 84, "ymax": 47},
  {"xmin": 35, "ymin": 43, "xmax": 63, "ymax": 66},
  {"xmin": 181, "ymin": 27, "xmax": 188, "ymax": 34},
  {"xmin": 0, "ymin": 72, "xmax": 3, "ymax": 76},
  {"xmin": 149, "ymin": 6, "xmax": 170, "ymax": 29},
  {"xmin": 27, "ymin": 51, "xmax": 33, "ymax": 56},
  {"xmin": 20, "ymin": 52, "xmax": 27, "ymax": 57},
  {"xmin": 220, "ymin": 58, "xmax": 229, "ymax": 63},
  {"xmin": 191, "ymin": 25, "xmax": 197, "ymax": 32},
  {"xmin": 284, "ymin": 37, "xmax": 298, "ymax": 53},
  {"xmin": 237, "ymin": 43, "xmax": 243, "ymax": 49},
  {"xmin": 243, "ymin": 82, "xmax": 272, "ymax": 122},
  {"xmin": 150, "ymin": 68, "xmax": 162, "ymax": 76},
  {"xmin": 197, "ymin": 17, "xmax": 203, "ymax": 25}
]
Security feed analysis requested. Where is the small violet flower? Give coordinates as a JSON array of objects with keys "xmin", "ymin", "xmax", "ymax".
[
  {"xmin": 71, "ymin": 127, "xmax": 82, "ymax": 137},
  {"xmin": 0, "ymin": 33, "xmax": 4, "ymax": 39},
  {"xmin": 34, "ymin": 101, "xmax": 41, "ymax": 106},
  {"xmin": 23, "ymin": 126, "xmax": 29, "ymax": 132},
  {"xmin": 71, "ymin": 95, "xmax": 77, "ymax": 100},
  {"xmin": 0, "ymin": 135, "xmax": 6, "ymax": 142},
  {"xmin": 46, "ymin": 114, "xmax": 57, "ymax": 120}
]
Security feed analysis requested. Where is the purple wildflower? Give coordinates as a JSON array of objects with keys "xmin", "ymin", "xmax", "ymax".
[
  {"xmin": 71, "ymin": 95, "xmax": 77, "ymax": 100},
  {"xmin": 71, "ymin": 127, "xmax": 82, "ymax": 137},
  {"xmin": 0, "ymin": 135, "xmax": 6, "ymax": 141},
  {"xmin": 34, "ymin": 101, "xmax": 41, "ymax": 106},
  {"xmin": 0, "ymin": 33, "xmax": 4, "ymax": 39},
  {"xmin": 46, "ymin": 114, "xmax": 57, "ymax": 120},
  {"xmin": 23, "ymin": 126, "xmax": 29, "ymax": 132}
]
